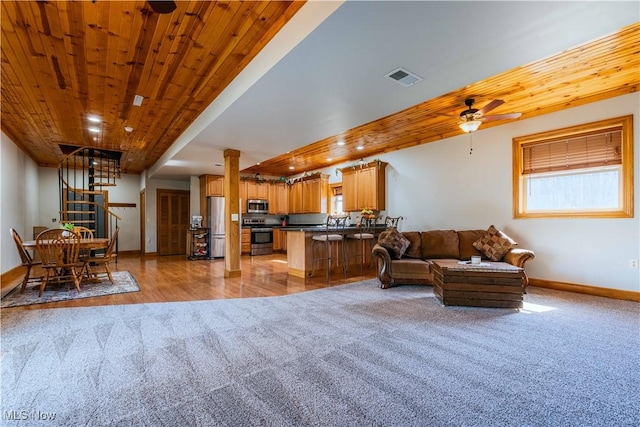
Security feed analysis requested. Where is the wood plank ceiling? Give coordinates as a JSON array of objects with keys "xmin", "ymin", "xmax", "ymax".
[
  {"xmin": 1, "ymin": 0, "xmax": 304, "ymax": 174},
  {"xmin": 1, "ymin": 2, "xmax": 638, "ymax": 178},
  {"xmin": 244, "ymin": 22, "xmax": 640, "ymax": 177}
]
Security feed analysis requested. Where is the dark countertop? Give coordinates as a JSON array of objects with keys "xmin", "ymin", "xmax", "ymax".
[{"xmin": 281, "ymin": 225, "xmax": 387, "ymax": 232}]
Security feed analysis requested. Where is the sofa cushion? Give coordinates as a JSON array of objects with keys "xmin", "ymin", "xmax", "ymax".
[
  {"xmin": 458, "ymin": 230, "xmax": 487, "ymax": 260},
  {"xmin": 421, "ymin": 230, "xmax": 460, "ymax": 259},
  {"xmin": 378, "ymin": 228, "xmax": 411, "ymax": 259},
  {"xmin": 472, "ymin": 225, "xmax": 514, "ymax": 261},
  {"xmin": 401, "ymin": 232, "xmax": 422, "ymax": 259}
]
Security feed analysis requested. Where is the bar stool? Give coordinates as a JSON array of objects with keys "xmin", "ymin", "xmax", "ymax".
[
  {"xmin": 346, "ymin": 215, "xmax": 377, "ymax": 275},
  {"xmin": 385, "ymin": 216, "xmax": 404, "ymax": 229},
  {"xmin": 310, "ymin": 215, "xmax": 348, "ymax": 282}
]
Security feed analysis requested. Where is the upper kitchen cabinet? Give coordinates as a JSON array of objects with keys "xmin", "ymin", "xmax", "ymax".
[
  {"xmin": 269, "ymin": 182, "xmax": 289, "ymax": 215},
  {"xmin": 288, "ymin": 173, "xmax": 329, "ymax": 214},
  {"xmin": 200, "ymin": 175, "xmax": 224, "ymax": 197},
  {"xmin": 199, "ymin": 175, "xmax": 224, "ymax": 226},
  {"xmin": 245, "ymin": 180, "xmax": 269, "ymax": 200},
  {"xmin": 340, "ymin": 161, "xmax": 387, "ymax": 212},
  {"xmin": 288, "ymin": 181, "xmax": 303, "ymax": 214}
]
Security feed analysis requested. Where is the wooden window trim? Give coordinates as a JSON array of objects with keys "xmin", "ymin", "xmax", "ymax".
[{"xmin": 512, "ymin": 115, "xmax": 634, "ymax": 219}]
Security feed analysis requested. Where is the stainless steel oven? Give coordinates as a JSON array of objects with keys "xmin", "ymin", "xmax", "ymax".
[
  {"xmin": 243, "ymin": 218, "xmax": 273, "ymax": 256},
  {"xmin": 250, "ymin": 227, "xmax": 273, "ymax": 255},
  {"xmin": 247, "ymin": 199, "xmax": 269, "ymax": 214}
]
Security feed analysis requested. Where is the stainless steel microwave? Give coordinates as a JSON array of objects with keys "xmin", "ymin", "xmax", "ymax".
[{"xmin": 247, "ymin": 199, "xmax": 268, "ymax": 214}]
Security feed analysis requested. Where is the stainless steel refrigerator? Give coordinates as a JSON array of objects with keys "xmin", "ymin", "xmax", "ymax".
[{"xmin": 208, "ymin": 196, "xmax": 225, "ymax": 258}]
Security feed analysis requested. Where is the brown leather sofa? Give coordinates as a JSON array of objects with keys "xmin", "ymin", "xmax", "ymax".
[{"xmin": 371, "ymin": 229, "xmax": 535, "ymax": 289}]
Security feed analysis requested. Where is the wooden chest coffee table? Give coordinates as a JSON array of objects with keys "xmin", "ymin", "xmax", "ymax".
[{"xmin": 432, "ymin": 260, "xmax": 525, "ymax": 308}]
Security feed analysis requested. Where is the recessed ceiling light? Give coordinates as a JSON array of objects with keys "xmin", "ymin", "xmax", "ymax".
[
  {"xmin": 337, "ymin": 140, "xmax": 345, "ymax": 146},
  {"xmin": 326, "ymin": 158, "xmax": 332, "ymax": 162},
  {"xmin": 124, "ymin": 126, "xmax": 134, "ymax": 133},
  {"xmin": 289, "ymin": 165, "xmax": 295, "ymax": 170},
  {"xmin": 88, "ymin": 127, "xmax": 100, "ymax": 133},
  {"xmin": 87, "ymin": 116, "xmax": 101, "ymax": 123},
  {"xmin": 356, "ymin": 145, "xmax": 364, "ymax": 150}
]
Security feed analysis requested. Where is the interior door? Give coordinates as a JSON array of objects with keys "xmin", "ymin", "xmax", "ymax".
[{"xmin": 157, "ymin": 189, "xmax": 190, "ymax": 256}]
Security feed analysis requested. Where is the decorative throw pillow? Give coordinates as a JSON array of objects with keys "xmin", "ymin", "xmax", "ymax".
[
  {"xmin": 378, "ymin": 228, "xmax": 411, "ymax": 259},
  {"xmin": 472, "ymin": 225, "xmax": 514, "ymax": 261}
]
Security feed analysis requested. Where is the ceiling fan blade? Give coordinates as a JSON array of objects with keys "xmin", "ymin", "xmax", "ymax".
[
  {"xmin": 476, "ymin": 99, "xmax": 505, "ymax": 116},
  {"xmin": 148, "ymin": 1, "xmax": 177, "ymax": 14},
  {"xmin": 482, "ymin": 113, "xmax": 522, "ymax": 122}
]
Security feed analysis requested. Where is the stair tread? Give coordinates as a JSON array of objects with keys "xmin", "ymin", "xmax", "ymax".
[{"xmin": 64, "ymin": 210, "xmax": 96, "ymax": 214}]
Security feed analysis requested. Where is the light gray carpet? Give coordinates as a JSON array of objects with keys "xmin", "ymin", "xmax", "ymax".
[{"xmin": 1, "ymin": 281, "xmax": 638, "ymax": 426}]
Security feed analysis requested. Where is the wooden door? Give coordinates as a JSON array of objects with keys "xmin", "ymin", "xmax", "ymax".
[{"xmin": 157, "ymin": 189, "xmax": 190, "ymax": 256}]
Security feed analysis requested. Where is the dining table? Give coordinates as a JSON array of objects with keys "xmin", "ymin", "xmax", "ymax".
[{"xmin": 22, "ymin": 237, "xmax": 110, "ymax": 251}]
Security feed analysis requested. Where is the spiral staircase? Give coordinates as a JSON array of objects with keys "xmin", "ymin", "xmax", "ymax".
[{"xmin": 58, "ymin": 146, "xmax": 122, "ymax": 240}]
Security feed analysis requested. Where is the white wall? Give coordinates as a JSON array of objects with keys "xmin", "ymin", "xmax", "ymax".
[
  {"xmin": 36, "ymin": 168, "xmax": 142, "ymax": 252},
  {"xmin": 375, "ymin": 93, "xmax": 639, "ymax": 292},
  {"xmin": 1, "ymin": 132, "xmax": 39, "ymax": 274}
]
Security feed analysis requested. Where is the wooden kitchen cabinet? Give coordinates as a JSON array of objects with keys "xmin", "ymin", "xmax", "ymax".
[
  {"xmin": 199, "ymin": 175, "xmax": 224, "ymax": 226},
  {"xmin": 268, "ymin": 182, "xmax": 289, "ymax": 215},
  {"xmin": 245, "ymin": 180, "xmax": 269, "ymax": 200},
  {"xmin": 239, "ymin": 182, "xmax": 247, "ymax": 213},
  {"xmin": 288, "ymin": 181, "xmax": 303, "ymax": 214},
  {"xmin": 241, "ymin": 228, "xmax": 251, "ymax": 255},
  {"xmin": 288, "ymin": 174, "xmax": 328, "ymax": 214},
  {"xmin": 273, "ymin": 229, "xmax": 287, "ymax": 252},
  {"xmin": 202, "ymin": 175, "xmax": 224, "ymax": 196},
  {"xmin": 340, "ymin": 161, "xmax": 387, "ymax": 212},
  {"xmin": 341, "ymin": 169, "xmax": 359, "ymax": 212}
]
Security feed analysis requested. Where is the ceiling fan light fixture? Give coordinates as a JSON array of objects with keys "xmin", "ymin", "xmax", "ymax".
[{"xmin": 459, "ymin": 120, "xmax": 481, "ymax": 133}]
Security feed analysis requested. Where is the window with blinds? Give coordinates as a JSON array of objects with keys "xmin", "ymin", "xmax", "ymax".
[
  {"xmin": 522, "ymin": 129, "xmax": 622, "ymax": 174},
  {"xmin": 512, "ymin": 115, "xmax": 633, "ymax": 218}
]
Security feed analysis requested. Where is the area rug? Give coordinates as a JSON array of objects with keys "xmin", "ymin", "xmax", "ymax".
[{"xmin": 0, "ymin": 271, "xmax": 139, "ymax": 308}]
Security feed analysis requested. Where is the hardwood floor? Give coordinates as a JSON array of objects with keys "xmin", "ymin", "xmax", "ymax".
[{"xmin": 1, "ymin": 253, "xmax": 378, "ymax": 311}]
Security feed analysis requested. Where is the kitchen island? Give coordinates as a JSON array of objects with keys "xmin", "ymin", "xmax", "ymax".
[{"xmin": 282, "ymin": 225, "xmax": 386, "ymax": 278}]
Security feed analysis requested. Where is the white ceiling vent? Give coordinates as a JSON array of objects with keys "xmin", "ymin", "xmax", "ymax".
[{"xmin": 385, "ymin": 67, "xmax": 423, "ymax": 87}]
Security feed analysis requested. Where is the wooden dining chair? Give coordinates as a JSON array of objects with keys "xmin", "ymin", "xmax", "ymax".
[
  {"xmin": 35, "ymin": 228, "xmax": 83, "ymax": 296},
  {"xmin": 10, "ymin": 228, "xmax": 42, "ymax": 293},
  {"xmin": 73, "ymin": 226, "xmax": 94, "ymax": 239},
  {"xmin": 74, "ymin": 226, "xmax": 95, "ymax": 269},
  {"xmin": 81, "ymin": 227, "xmax": 120, "ymax": 284}
]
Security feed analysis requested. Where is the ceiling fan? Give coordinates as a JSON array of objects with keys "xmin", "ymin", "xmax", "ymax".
[{"xmin": 457, "ymin": 98, "xmax": 522, "ymax": 133}]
